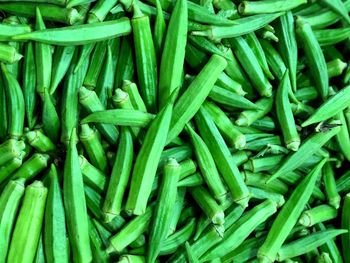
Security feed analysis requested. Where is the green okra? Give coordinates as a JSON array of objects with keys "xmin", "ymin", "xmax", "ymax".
[
  {"xmin": 63, "ymin": 129, "xmax": 92, "ymax": 262},
  {"xmin": 216, "ymin": 72, "xmax": 245, "ymax": 96},
  {"xmin": 335, "ymin": 110, "xmax": 350, "ymax": 162},
  {"xmin": 0, "ymin": 23, "xmax": 31, "ymax": 42},
  {"xmin": 44, "ymin": 164, "xmax": 69, "ymax": 263},
  {"xmin": 114, "ymin": 37, "xmax": 134, "ymax": 90},
  {"xmin": 299, "ymin": 204, "xmax": 337, "ymax": 227},
  {"xmin": 238, "ymin": 0, "xmax": 307, "ymax": 15},
  {"xmin": 0, "ymin": 179, "xmax": 25, "ymax": 263},
  {"xmin": 153, "ymin": 0, "xmax": 166, "ymax": 60},
  {"xmin": 0, "ymin": 154, "xmax": 24, "ymax": 185},
  {"xmin": 0, "ymin": 43, "xmax": 22, "ymax": 64},
  {"xmin": 323, "ymin": 162, "xmax": 341, "ymax": 209},
  {"xmin": 342, "ymin": 193, "xmax": 350, "ymax": 263},
  {"xmin": 319, "ymin": 0, "xmax": 350, "ymax": 24},
  {"xmin": 79, "ymin": 124, "xmax": 107, "ymax": 173},
  {"xmin": 43, "ymin": 89, "xmax": 60, "ymax": 143},
  {"xmin": 7, "ymin": 181, "xmax": 47, "ymax": 263},
  {"xmin": 249, "ymin": 186, "xmax": 285, "ymax": 208},
  {"xmin": 88, "ymin": 0, "xmax": 118, "ymax": 23},
  {"xmin": 89, "ymin": 219, "xmax": 110, "ymax": 263},
  {"xmin": 11, "ymin": 153, "xmax": 50, "ymax": 181},
  {"xmin": 25, "ymin": 130, "xmax": 56, "ymax": 153},
  {"xmin": 315, "ymin": 28, "xmax": 350, "ymax": 46},
  {"xmin": 79, "ymin": 155, "xmax": 107, "ymax": 194},
  {"xmin": 122, "ymin": 80, "xmax": 147, "ymax": 112},
  {"xmin": 148, "ymin": 158, "xmax": 180, "ymax": 263},
  {"xmin": 243, "ymin": 155, "xmax": 284, "ymax": 173},
  {"xmin": 257, "ymin": 159, "xmax": 326, "ymax": 262},
  {"xmin": 244, "ymin": 171, "xmax": 288, "ymax": 195}
]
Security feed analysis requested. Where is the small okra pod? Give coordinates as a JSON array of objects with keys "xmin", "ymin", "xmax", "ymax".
[
  {"xmin": 167, "ymin": 54, "xmax": 228, "ymax": 144},
  {"xmin": 327, "ymin": 58, "xmax": 347, "ymax": 78},
  {"xmin": 246, "ymin": 32, "xmax": 274, "ymax": 80},
  {"xmin": 168, "ymin": 188, "xmax": 187, "ymax": 235},
  {"xmin": 92, "ymin": 218, "xmax": 113, "ymax": 247},
  {"xmin": 228, "ymin": 37, "xmax": 272, "ymax": 97},
  {"xmin": 87, "ymin": 0, "xmax": 118, "ymax": 23},
  {"xmin": 74, "ymin": 43, "xmax": 95, "ymax": 74},
  {"xmin": 158, "ymin": 145, "xmax": 193, "ymax": 170},
  {"xmin": 186, "ymin": 124, "xmax": 227, "ymax": 202},
  {"xmin": 342, "ymin": 193, "xmax": 350, "ymax": 262},
  {"xmin": 317, "ymin": 223, "xmax": 343, "ymax": 263},
  {"xmin": 0, "ymin": 139, "xmax": 25, "ymax": 167},
  {"xmin": 323, "ymin": 162, "xmax": 341, "ymax": 209},
  {"xmin": 201, "ymin": 200, "xmax": 277, "ymax": 261},
  {"xmin": 0, "ymin": 3, "xmax": 82, "ymax": 25},
  {"xmin": 257, "ymin": 159, "xmax": 326, "ymax": 263},
  {"xmin": 1, "ymin": 63, "xmax": 25, "ymax": 139},
  {"xmin": 79, "ymin": 86, "xmax": 119, "ymax": 145},
  {"xmin": 296, "ymin": 17, "xmax": 329, "ymax": 99},
  {"xmin": 122, "ymin": 80, "xmax": 147, "ymax": 112},
  {"xmin": 302, "ymin": 85, "xmax": 350, "ymax": 127},
  {"xmin": 7, "ymin": 181, "xmax": 48, "ymax": 263},
  {"xmin": 209, "ymin": 85, "xmax": 259, "ymax": 110},
  {"xmin": 191, "ymin": 13, "xmax": 283, "ymax": 39},
  {"xmin": 96, "ymin": 45, "xmax": 114, "ymax": 108},
  {"xmin": 0, "ymin": 154, "xmax": 24, "ymax": 184},
  {"xmin": 25, "ymin": 129, "xmax": 56, "ymax": 153},
  {"xmin": 11, "ymin": 153, "xmax": 50, "ymax": 181},
  {"xmin": 299, "ymin": 204, "xmax": 337, "ymax": 227},
  {"xmin": 107, "ymin": 205, "xmax": 154, "ymax": 254},
  {"xmin": 243, "ymin": 155, "xmax": 284, "ymax": 173},
  {"xmin": 244, "ymin": 171, "xmax": 288, "ymax": 195},
  {"xmin": 276, "ymin": 71, "xmax": 300, "ymax": 151},
  {"xmin": 79, "ymin": 124, "xmax": 108, "ymax": 173},
  {"xmin": 114, "ymin": 37, "xmax": 134, "ymax": 90},
  {"xmin": 153, "ymin": 0, "xmax": 166, "ymax": 60},
  {"xmin": 79, "ymin": 155, "xmax": 107, "ymax": 194},
  {"xmin": 158, "ymin": 0, "xmax": 187, "ymax": 108},
  {"xmin": 50, "ymin": 45, "xmax": 75, "ymax": 94},
  {"xmin": 195, "ymin": 106, "xmax": 250, "ymax": 208},
  {"xmin": 81, "ymin": 109, "xmax": 155, "ymax": 127},
  {"xmin": 238, "ymin": 0, "xmax": 306, "ymax": 15},
  {"xmin": 315, "ymin": 28, "xmax": 350, "ymax": 47},
  {"xmin": 83, "ymin": 41, "xmax": 107, "ymax": 88},
  {"xmin": 148, "ymin": 158, "xmax": 180, "ymax": 263},
  {"xmin": 0, "ymin": 23, "xmax": 31, "ymax": 42},
  {"xmin": 335, "ymin": 110, "xmax": 350, "ymax": 161},
  {"xmin": 13, "ymin": 17, "xmax": 132, "ymax": 45},
  {"xmin": 236, "ymin": 97, "xmax": 273, "ymax": 126},
  {"xmin": 277, "ymin": 229, "xmax": 347, "ymax": 261},
  {"xmin": 216, "ymin": 72, "xmax": 246, "ymax": 96},
  {"xmin": 132, "ymin": 5, "xmax": 158, "ymax": 113},
  {"xmin": 43, "ymin": 89, "xmax": 60, "ymax": 143},
  {"xmin": 204, "ymin": 101, "xmax": 246, "ymax": 150},
  {"xmin": 232, "ymin": 150, "xmax": 250, "ymax": 167},
  {"xmin": 185, "ymin": 242, "xmax": 200, "ymax": 263},
  {"xmin": 0, "ymin": 179, "xmax": 25, "ymax": 262},
  {"xmin": 295, "ymin": 86, "xmax": 318, "ymax": 101},
  {"xmin": 0, "ymin": 43, "xmax": 22, "ymax": 64},
  {"xmin": 188, "ymin": 35, "xmax": 229, "ymax": 60},
  {"xmin": 126, "ymin": 92, "xmax": 176, "ymax": 215},
  {"xmin": 44, "ymin": 164, "xmax": 69, "ymax": 263},
  {"xmin": 22, "ymin": 42, "xmax": 37, "ymax": 129},
  {"xmin": 34, "ymin": 8, "xmax": 52, "ymax": 98},
  {"xmin": 63, "ymin": 129, "xmax": 92, "ymax": 262},
  {"xmin": 161, "ymin": 218, "xmax": 196, "ymax": 255},
  {"xmin": 269, "ymin": 124, "xmax": 340, "ymax": 182},
  {"xmin": 89, "ymin": 219, "xmax": 110, "ymax": 263},
  {"xmin": 103, "ymin": 127, "xmax": 133, "ymax": 221},
  {"xmin": 249, "ymin": 186, "xmax": 285, "ymax": 208}
]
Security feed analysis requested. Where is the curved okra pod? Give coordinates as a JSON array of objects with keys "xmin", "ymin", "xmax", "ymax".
[
  {"xmin": 50, "ymin": 46, "xmax": 75, "ymax": 94},
  {"xmin": 44, "ymin": 164, "xmax": 69, "ymax": 263},
  {"xmin": 299, "ymin": 204, "xmax": 337, "ymax": 227},
  {"xmin": 1, "ymin": 63, "xmax": 25, "ymax": 139},
  {"xmin": 276, "ymin": 71, "xmax": 300, "ymax": 151},
  {"xmin": 63, "ymin": 129, "xmax": 92, "ymax": 262},
  {"xmin": 302, "ymin": 85, "xmax": 350, "ymax": 127},
  {"xmin": 269, "ymin": 124, "xmax": 340, "ymax": 182},
  {"xmin": 103, "ymin": 127, "xmax": 133, "ymax": 221},
  {"xmin": 35, "ymin": 8, "xmax": 52, "ymax": 98},
  {"xmin": 195, "ymin": 107, "xmax": 250, "ymax": 207},
  {"xmin": 132, "ymin": 5, "xmax": 158, "ymax": 113},
  {"xmin": 148, "ymin": 158, "xmax": 180, "ymax": 263},
  {"xmin": 25, "ymin": 130, "xmax": 56, "ymax": 153},
  {"xmin": 13, "ymin": 18, "xmax": 132, "ymax": 45},
  {"xmin": 79, "ymin": 86, "xmax": 119, "ymax": 145},
  {"xmin": 79, "ymin": 155, "xmax": 107, "ymax": 193},
  {"xmin": 7, "ymin": 181, "xmax": 47, "ymax": 263},
  {"xmin": 238, "ymin": 0, "xmax": 306, "ymax": 15},
  {"xmin": 22, "ymin": 42, "xmax": 37, "ymax": 129},
  {"xmin": 228, "ymin": 37, "xmax": 272, "ymax": 97},
  {"xmin": 125, "ymin": 91, "xmax": 176, "ymax": 215},
  {"xmin": 203, "ymin": 101, "xmax": 246, "ymax": 150},
  {"xmin": 0, "ymin": 43, "xmax": 22, "ymax": 64},
  {"xmin": 257, "ymin": 159, "xmax": 326, "ymax": 263},
  {"xmin": 79, "ymin": 124, "xmax": 107, "ymax": 173},
  {"xmin": 167, "ymin": 54, "xmax": 227, "ymax": 144},
  {"xmin": 158, "ymin": 0, "xmax": 187, "ymax": 108},
  {"xmin": 277, "ymin": 229, "xmax": 347, "ymax": 261},
  {"xmin": 0, "ymin": 179, "xmax": 25, "ymax": 262},
  {"xmin": 296, "ymin": 17, "xmax": 329, "ymax": 99},
  {"xmin": 201, "ymin": 200, "xmax": 277, "ymax": 261}
]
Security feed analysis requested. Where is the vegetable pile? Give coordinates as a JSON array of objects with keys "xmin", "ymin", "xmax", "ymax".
[{"xmin": 0, "ymin": 0, "xmax": 350, "ymax": 262}]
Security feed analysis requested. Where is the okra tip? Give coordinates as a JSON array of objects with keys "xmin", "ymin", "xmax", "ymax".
[
  {"xmin": 212, "ymin": 211, "xmax": 225, "ymax": 225},
  {"xmin": 287, "ymin": 140, "xmax": 300, "ymax": 152}
]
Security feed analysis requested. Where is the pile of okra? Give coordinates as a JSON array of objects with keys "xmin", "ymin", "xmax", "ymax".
[{"xmin": 1, "ymin": 0, "xmax": 350, "ymax": 262}]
